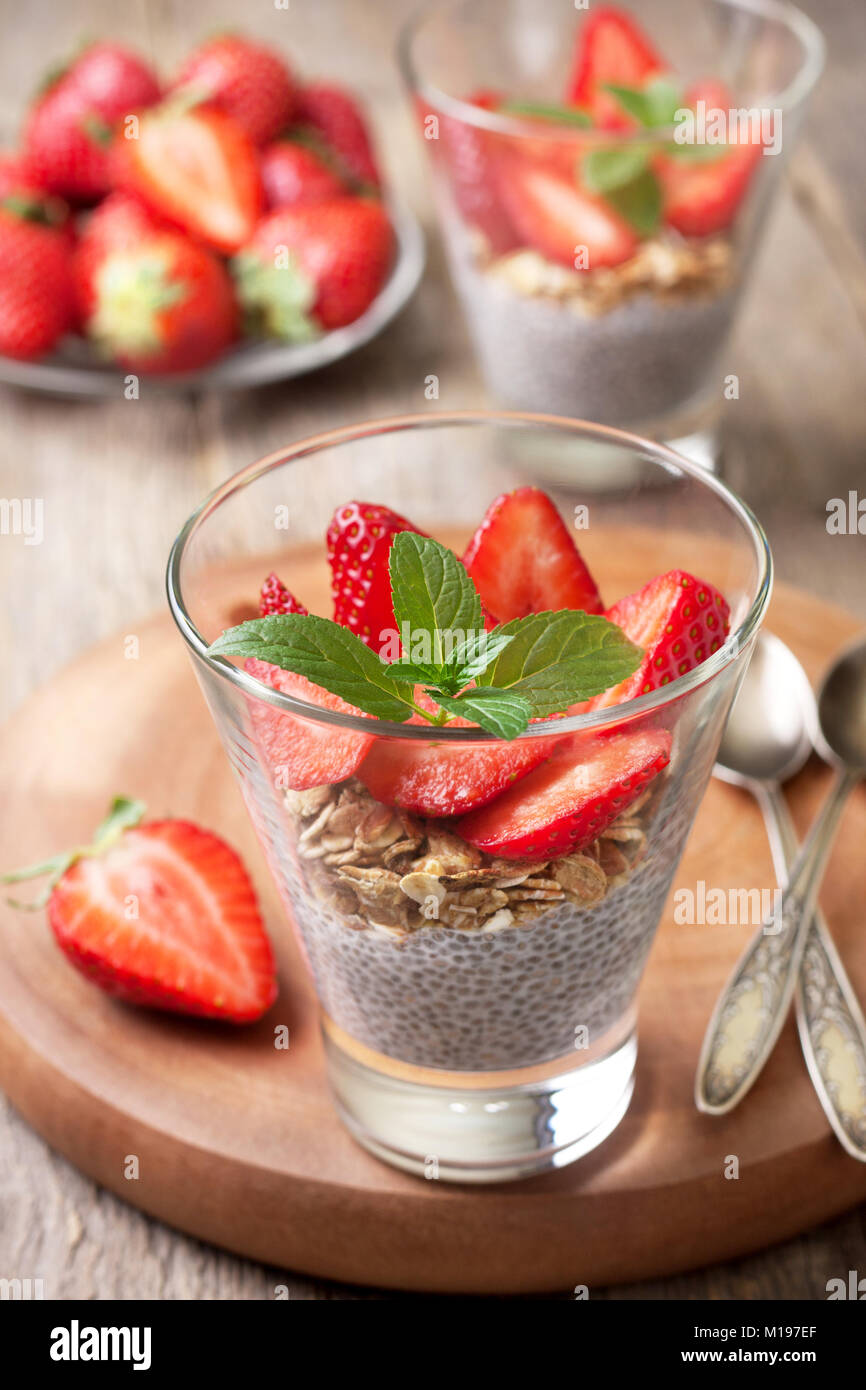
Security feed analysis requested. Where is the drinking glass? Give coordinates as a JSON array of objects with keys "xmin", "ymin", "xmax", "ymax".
[
  {"xmin": 167, "ymin": 412, "xmax": 771, "ymax": 1182},
  {"xmin": 399, "ymin": 0, "xmax": 824, "ymax": 470}
]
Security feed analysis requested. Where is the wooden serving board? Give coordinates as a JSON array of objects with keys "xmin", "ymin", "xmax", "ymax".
[{"xmin": 1, "ymin": 563, "xmax": 865, "ymax": 1295}]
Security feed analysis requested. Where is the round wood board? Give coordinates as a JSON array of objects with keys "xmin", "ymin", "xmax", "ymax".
[{"xmin": 1, "ymin": 554, "xmax": 865, "ymax": 1295}]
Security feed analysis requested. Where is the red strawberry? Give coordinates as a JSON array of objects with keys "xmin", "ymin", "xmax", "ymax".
[
  {"xmin": 3, "ymin": 801, "xmax": 276, "ymax": 1022},
  {"xmin": 114, "ymin": 103, "xmax": 262, "ymax": 254},
  {"xmin": 567, "ymin": 6, "xmax": 666, "ymax": 130},
  {"xmin": 73, "ymin": 191, "xmax": 166, "ymax": 319},
  {"xmin": 260, "ymin": 140, "xmax": 345, "ymax": 210},
  {"xmin": 463, "ymin": 487, "xmax": 604, "ymax": 622},
  {"xmin": 0, "ymin": 209, "xmax": 74, "ymax": 359},
  {"xmin": 259, "ymin": 572, "xmax": 309, "ymax": 617},
  {"xmin": 173, "ymin": 35, "xmax": 296, "ymax": 146},
  {"xmin": 495, "ymin": 156, "xmax": 637, "ymax": 269},
  {"xmin": 359, "ymin": 728, "xmax": 553, "ymax": 818},
  {"xmin": 24, "ymin": 43, "xmax": 161, "ymax": 201},
  {"xmin": 588, "ymin": 570, "xmax": 731, "ymax": 710},
  {"xmin": 245, "ymin": 658, "xmax": 373, "ymax": 791},
  {"xmin": 658, "ymin": 83, "xmax": 762, "ymax": 237},
  {"xmin": 438, "ymin": 89, "xmax": 518, "ymax": 254},
  {"xmin": 0, "ymin": 151, "xmax": 71, "ymax": 234},
  {"xmin": 235, "ymin": 198, "xmax": 394, "ymax": 334},
  {"xmin": 457, "ymin": 728, "xmax": 671, "ymax": 861},
  {"xmin": 76, "ymin": 230, "xmax": 237, "ymax": 374},
  {"xmin": 327, "ymin": 501, "xmax": 425, "ymax": 652},
  {"xmin": 295, "ymin": 82, "xmax": 381, "ymax": 190}
]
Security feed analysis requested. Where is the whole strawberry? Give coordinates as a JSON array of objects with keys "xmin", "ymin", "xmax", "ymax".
[
  {"xmin": 260, "ymin": 140, "xmax": 344, "ymax": 210},
  {"xmin": 1, "ymin": 797, "xmax": 277, "ymax": 1023},
  {"xmin": 74, "ymin": 191, "xmax": 167, "ymax": 321},
  {"xmin": 234, "ymin": 197, "xmax": 393, "ymax": 336},
  {"xmin": 77, "ymin": 229, "xmax": 238, "ymax": 374},
  {"xmin": 295, "ymin": 82, "xmax": 381, "ymax": 189},
  {"xmin": 173, "ymin": 34, "xmax": 295, "ymax": 146},
  {"xmin": 0, "ymin": 151, "xmax": 71, "ymax": 236},
  {"xmin": 24, "ymin": 42, "xmax": 161, "ymax": 201},
  {"xmin": 0, "ymin": 208, "xmax": 74, "ymax": 359}
]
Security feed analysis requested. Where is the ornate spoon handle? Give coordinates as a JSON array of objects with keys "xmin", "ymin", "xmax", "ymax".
[
  {"xmin": 696, "ymin": 769, "xmax": 856, "ymax": 1114},
  {"xmin": 758, "ymin": 786, "xmax": 866, "ymax": 1161}
]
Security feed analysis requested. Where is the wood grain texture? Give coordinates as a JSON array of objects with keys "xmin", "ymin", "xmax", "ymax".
[
  {"xmin": 0, "ymin": 569, "xmax": 865, "ymax": 1295},
  {"xmin": 0, "ymin": 0, "xmax": 864, "ymax": 1301}
]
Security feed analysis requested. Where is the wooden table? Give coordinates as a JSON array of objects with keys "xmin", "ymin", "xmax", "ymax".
[{"xmin": 1, "ymin": 0, "xmax": 864, "ymax": 1300}]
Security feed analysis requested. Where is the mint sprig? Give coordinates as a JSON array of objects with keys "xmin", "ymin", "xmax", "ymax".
[{"xmin": 209, "ymin": 534, "xmax": 642, "ymax": 740}]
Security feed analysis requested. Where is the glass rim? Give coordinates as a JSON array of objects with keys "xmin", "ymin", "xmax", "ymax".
[
  {"xmin": 396, "ymin": 0, "xmax": 826, "ymax": 146},
  {"xmin": 167, "ymin": 411, "xmax": 772, "ymax": 744}
]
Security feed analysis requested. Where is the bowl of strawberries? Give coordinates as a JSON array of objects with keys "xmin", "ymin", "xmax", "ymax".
[{"xmin": 0, "ymin": 33, "xmax": 424, "ymax": 392}]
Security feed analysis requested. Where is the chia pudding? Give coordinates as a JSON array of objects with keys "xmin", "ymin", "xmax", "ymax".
[
  {"xmin": 442, "ymin": 210, "xmax": 739, "ymax": 428},
  {"xmin": 260, "ymin": 762, "xmax": 694, "ymax": 1073}
]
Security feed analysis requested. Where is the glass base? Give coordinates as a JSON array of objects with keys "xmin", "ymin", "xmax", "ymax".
[{"xmin": 323, "ymin": 1025, "xmax": 637, "ymax": 1184}]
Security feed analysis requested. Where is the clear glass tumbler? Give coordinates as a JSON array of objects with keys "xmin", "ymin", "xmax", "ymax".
[
  {"xmin": 167, "ymin": 413, "xmax": 771, "ymax": 1182},
  {"xmin": 399, "ymin": 0, "xmax": 824, "ymax": 469}
]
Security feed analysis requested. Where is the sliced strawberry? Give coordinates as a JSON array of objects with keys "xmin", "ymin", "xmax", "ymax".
[
  {"xmin": 48, "ymin": 819, "xmax": 277, "ymax": 1022},
  {"xmin": 438, "ymin": 90, "xmax": 519, "ymax": 254},
  {"xmin": 259, "ymin": 572, "xmax": 308, "ymax": 617},
  {"xmin": 463, "ymin": 487, "xmax": 603, "ymax": 621},
  {"xmin": 358, "ymin": 723, "xmax": 553, "ymax": 818},
  {"xmin": 245, "ymin": 658, "xmax": 373, "ymax": 791},
  {"xmin": 327, "ymin": 501, "xmax": 426, "ymax": 653},
  {"xmin": 457, "ymin": 728, "xmax": 671, "ymax": 861},
  {"xmin": 567, "ymin": 6, "xmax": 667, "ymax": 130},
  {"xmin": 114, "ymin": 104, "xmax": 262, "ymax": 254},
  {"xmin": 588, "ymin": 569, "xmax": 730, "ymax": 710},
  {"xmin": 495, "ymin": 156, "xmax": 637, "ymax": 269}
]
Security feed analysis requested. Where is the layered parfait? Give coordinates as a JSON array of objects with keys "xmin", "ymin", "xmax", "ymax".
[
  {"xmin": 423, "ymin": 5, "xmax": 766, "ymax": 427},
  {"xmin": 210, "ymin": 485, "xmax": 731, "ymax": 1075}
]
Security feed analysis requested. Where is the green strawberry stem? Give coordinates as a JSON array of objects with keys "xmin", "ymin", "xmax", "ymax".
[{"xmin": 1, "ymin": 797, "xmax": 146, "ymax": 910}]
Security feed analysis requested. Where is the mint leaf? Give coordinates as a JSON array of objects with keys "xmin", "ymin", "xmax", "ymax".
[
  {"xmin": 450, "ymin": 628, "xmax": 515, "ymax": 684},
  {"xmin": 431, "ymin": 688, "xmax": 533, "ymax": 740},
  {"xmin": 664, "ymin": 140, "xmax": 727, "ymax": 164},
  {"xmin": 604, "ymin": 76, "xmax": 683, "ymax": 129},
  {"xmin": 383, "ymin": 659, "xmax": 442, "ymax": 687},
  {"xmin": 478, "ymin": 610, "xmax": 642, "ymax": 715},
  {"xmin": 501, "ymin": 100, "xmax": 593, "ymax": 129},
  {"xmin": 389, "ymin": 533, "xmax": 483, "ymax": 665},
  {"xmin": 601, "ymin": 168, "xmax": 662, "ymax": 236},
  {"xmin": 209, "ymin": 614, "xmax": 416, "ymax": 723},
  {"xmin": 582, "ymin": 145, "xmax": 651, "ymax": 194}
]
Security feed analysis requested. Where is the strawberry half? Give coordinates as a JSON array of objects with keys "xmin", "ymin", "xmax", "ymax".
[
  {"xmin": 3, "ymin": 800, "xmax": 277, "ymax": 1023},
  {"xmin": 327, "ymin": 501, "xmax": 426, "ymax": 652},
  {"xmin": 463, "ymin": 487, "xmax": 604, "ymax": 621},
  {"xmin": 495, "ymin": 156, "xmax": 637, "ymax": 270},
  {"xmin": 588, "ymin": 569, "xmax": 731, "ymax": 710},
  {"xmin": 259, "ymin": 572, "xmax": 309, "ymax": 617},
  {"xmin": 658, "ymin": 83, "xmax": 762, "ymax": 238},
  {"xmin": 114, "ymin": 104, "xmax": 262, "ymax": 254},
  {"xmin": 245, "ymin": 659, "xmax": 374, "ymax": 791},
  {"xmin": 358, "ymin": 718, "xmax": 554, "ymax": 818},
  {"xmin": 567, "ymin": 6, "xmax": 667, "ymax": 130},
  {"xmin": 457, "ymin": 728, "xmax": 671, "ymax": 861}
]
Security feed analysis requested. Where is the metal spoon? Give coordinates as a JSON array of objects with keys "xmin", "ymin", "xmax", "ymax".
[{"xmin": 696, "ymin": 634, "xmax": 866, "ymax": 1137}]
